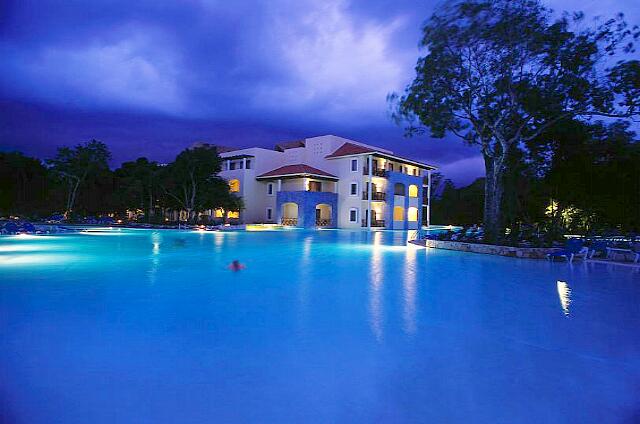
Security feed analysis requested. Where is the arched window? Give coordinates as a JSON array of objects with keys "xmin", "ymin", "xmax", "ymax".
[
  {"xmin": 393, "ymin": 206, "xmax": 404, "ymax": 221},
  {"xmin": 407, "ymin": 207, "xmax": 418, "ymax": 222},
  {"xmin": 229, "ymin": 179, "xmax": 240, "ymax": 193},
  {"xmin": 408, "ymin": 185, "xmax": 418, "ymax": 198},
  {"xmin": 227, "ymin": 211, "xmax": 239, "ymax": 219},
  {"xmin": 394, "ymin": 183, "xmax": 406, "ymax": 196},
  {"xmin": 214, "ymin": 209, "xmax": 224, "ymax": 218}
]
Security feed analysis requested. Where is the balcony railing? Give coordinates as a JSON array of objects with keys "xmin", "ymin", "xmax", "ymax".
[
  {"xmin": 362, "ymin": 191, "xmax": 386, "ymax": 201},
  {"xmin": 281, "ymin": 218, "xmax": 298, "ymax": 226},
  {"xmin": 362, "ymin": 168, "xmax": 388, "ymax": 178},
  {"xmin": 361, "ymin": 219, "xmax": 386, "ymax": 227},
  {"xmin": 316, "ymin": 219, "xmax": 331, "ymax": 227}
]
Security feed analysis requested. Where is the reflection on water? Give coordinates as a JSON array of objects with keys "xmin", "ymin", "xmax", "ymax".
[
  {"xmin": 369, "ymin": 232, "xmax": 384, "ymax": 342},
  {"xmin": 296, "ymin": 236, "xmax": 313, "ymax": 330},
  {"xmin": 148, "ymin": 232, "xmax": 162, "ymax": 284},
  {"xmin": 557, "ymin": 280, "xmax": 572, "ymax": 316},
  {"xmin": 403, "ymin": 245, "xmax": 418, "ymax": 335}
]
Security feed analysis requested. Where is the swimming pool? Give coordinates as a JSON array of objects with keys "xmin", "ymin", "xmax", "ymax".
[{"xmin": 1, "ymin": 228, "xmax": 639, "ymax": 423}]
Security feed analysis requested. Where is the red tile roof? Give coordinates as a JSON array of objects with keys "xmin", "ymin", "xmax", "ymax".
[
  {"xmin": 325, "ymin": 142, "xmax": 375, "ymax": 158},
  {"xmin": 257, "ymin": 164, "xmax": 338, "ymax": 179}
]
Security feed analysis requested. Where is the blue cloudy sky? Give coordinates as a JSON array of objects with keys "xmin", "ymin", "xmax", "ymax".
[{"xmin": 1, "ymin": 0, "xmax": 638, "ymax": 185}]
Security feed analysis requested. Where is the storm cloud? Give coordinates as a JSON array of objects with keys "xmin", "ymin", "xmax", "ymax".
[{"xmin": 1, "ymin": 0, "xmax": 637, "ymax": 185}]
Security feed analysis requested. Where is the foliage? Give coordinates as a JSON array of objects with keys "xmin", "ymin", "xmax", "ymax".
[
  {"xmin": 391, "ymin": 0, "xmax": 640, "ymax": 241},
  {"xmin": 114, "ymin": 158, "xmax": 162, "ymax": 221},
  {"xmin": 0, "ymin": 152, "xmax": 53, "ymax": 217},
  {"xmin": 160, "ymin": 146, "xmax": 240, "ymax": 222},
  {"xmin": 47, "ymin": 139, "xmax": 111, "ymax": 217}
]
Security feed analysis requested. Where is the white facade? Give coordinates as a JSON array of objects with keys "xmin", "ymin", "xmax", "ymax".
[{"xmin": 218, "ymin": 135, "xmax": 436, "ymax": 230}]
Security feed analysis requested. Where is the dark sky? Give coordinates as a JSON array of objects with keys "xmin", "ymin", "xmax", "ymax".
[{"xmin": 1, "ymin": 0, "xmax": 638, "ymax": 185}]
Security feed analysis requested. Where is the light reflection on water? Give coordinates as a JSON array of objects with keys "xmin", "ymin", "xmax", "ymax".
[{"xmin": 369, "ymin": 231, "xmax": 384, "ymax": 342}]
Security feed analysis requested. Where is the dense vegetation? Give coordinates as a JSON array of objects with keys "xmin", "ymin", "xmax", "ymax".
[
  {"xmin": 392, "ymin": 0, "xmax": 640, "ymax": 241},
  {"xmin": 0, "ymin": 141, "xmax": 241, "ymax": 224},
  {"xmin": 431, "ymin": 119, "xmax": 640, "ymax": 236}
]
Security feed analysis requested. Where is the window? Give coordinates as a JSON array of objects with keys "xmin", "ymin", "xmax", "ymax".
[
  {"xmin": 413, "ymin": 169, "xmax": 418, "ymax": 176},
  {"xmin": 408, "ymin": 185, "xmax": 418, "ymax": 198},
  {"xmin": 229, "ymin": 179, "xmax": 240, "ymax": 192},
  {"xmin": 394, "ymin": 183, "xmax": 405, "ymax": 196},
  {"xmin": 267, "ymin": 183, "xmax": 274, "ymax": 195},
  {"xmin": 238, "ymin": 161, "xmax": 244, "ymax": 169},
  {"xmin": 245, "ymin": 159, "xmax": 251, "ymax": 169},
  {"xmin": 351, "ymin": 159, "xmax": 358, "ymax": 172},
  {"xmin": 214, "ymin": 209, "xmax": 224, "ymax": 218},
  {"xmin": 393, "ymin": 206, "xmax": 404, "ymax": 221},
  {"xmin": 227, "ymin": 211, "xmax": 239, "ymax": 219},
  {"xmin": 266, "ymin": 208, "xmax": 273, "ymax": 220},
  {"xmin": 229, "ymin": 162, "xmax": 236, "ymax": 170},
  {"xmin": 350, "ymin": 182, "xmax": 358, "ymax": 196},
  {"xmin": 388, "ymin": 163, "xmax": 394, "ymax": 171},
  {"xmin": 407, "ymin": 207, "xmax": 418, "ymax": 222},
  {"xmin": 309, "ymin": 181, "xmax": 322, "ymax": 192},
  {"xmin": 349, "ymin": 208, "xmax": 358, "ymax": 223}
]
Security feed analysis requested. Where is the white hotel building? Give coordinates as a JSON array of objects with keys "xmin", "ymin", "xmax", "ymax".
[{"xmin": 218, "ymin": 135, "xmax": 436, "ymax": 230}]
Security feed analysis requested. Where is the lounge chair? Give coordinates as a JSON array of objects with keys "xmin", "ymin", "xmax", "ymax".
[
  {"xmin": 547, "ymin": 238, "xmax": 588, "ymax": 263},
  {"xmin": 588, "ymin": 240, "xmax": 610, "ymax": 259},
  {"xmin": 606, "ymin": 241, "xmax": 640, "ymax": 263}
]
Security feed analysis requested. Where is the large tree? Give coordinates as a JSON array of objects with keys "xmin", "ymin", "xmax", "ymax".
[
  {"xmin": 47, "ymin": 140, "xmax": 111, "ymax": 218},
  {"xmin": 161, "ymin": 146, "xmax": 240, "ymax": 223},
  {"xmin": 392, "ymin": 0, "xmax": 639, "ymax": 241},
  {"xmin": 114, "ymin": 157, "xmax": 161, "ymax": 221}
]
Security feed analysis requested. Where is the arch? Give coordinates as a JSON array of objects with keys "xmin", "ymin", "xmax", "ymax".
[
  {"xmin": 394, "ymin": 182, "xmax": 406, "ymax": 196},
  {"xmin": 229, "ymin": 179, "xmax": 240, "ymax": 193},
  {"xmin": 315, "ymin": 203, "xmax": 332, "ymax": 226},
  {"xmin": 281, "ymin": 202, "xmax": 299, "ymax": 226},
  {"xmin": 393, "ymin": 206, "xmax": 405, "ymax": 221},
  {"xmin": 227, "ymin": 211, "xmax": 239, "ymax": 219},
  {"xmin": 408, "ymin": 184, "xmax": 419, "ymax": 198},
  {"xmin": 407, "ymin": 207, "xmax": 418, "ymax": 222}
]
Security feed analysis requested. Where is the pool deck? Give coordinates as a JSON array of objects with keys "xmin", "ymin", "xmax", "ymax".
[{"xmin": 410, "ymin": 238, "xmax": 640, "ymax": 268}]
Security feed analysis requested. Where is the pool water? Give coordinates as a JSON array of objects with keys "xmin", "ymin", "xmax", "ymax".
[{"xmin": 1, "ymin": 228, "xmax": 639, "ymax": 423}]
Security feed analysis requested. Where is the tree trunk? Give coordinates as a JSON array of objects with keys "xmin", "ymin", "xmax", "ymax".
[{"xmin": 483, "ymin": 153, "xmax": 506, "ymax": 243}]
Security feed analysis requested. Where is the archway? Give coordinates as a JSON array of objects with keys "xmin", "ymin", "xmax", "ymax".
[
  {"xmin": 281, "ymin": 202, "xmax": 299, "ymax": 226},
  {"xmin": 315, "ymin": 204, "xmax": 332, "ymax": 226}
]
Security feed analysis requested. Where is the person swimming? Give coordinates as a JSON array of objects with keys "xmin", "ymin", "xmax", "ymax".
[{"xmin": 228, "ymin": 260, "xmax": 245, "ymax": 272}]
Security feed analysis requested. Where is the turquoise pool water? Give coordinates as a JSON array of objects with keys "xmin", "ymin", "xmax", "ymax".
[{"xmin": 1, "ymin": 228, "xmax": 639, "ymax": 423}]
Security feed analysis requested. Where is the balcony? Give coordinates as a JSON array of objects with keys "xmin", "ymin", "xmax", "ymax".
[
  {"xmin": 361, "ymin": 219, "xmax": 386, "ymax": 228},
  {"xmin": 281, "ymin": 218, "xmax": 298, "ymax": 226},
  {"xmin": 362, "ymin": 191, "xmax": 386, "ymax": 201},
  {"xmin": 362, "ymin": 168, "xmax": 387, "ymax": 178},
  {"xmin": 316, "ymin": 219, "xmax": 331, "ymax": 227}
]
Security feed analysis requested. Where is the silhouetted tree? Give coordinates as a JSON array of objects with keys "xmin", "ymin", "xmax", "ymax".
[
  {"xmin": 47, "ymin": 140, "xmax": 111, "ymax": 218},
  {"xmin": 392, "ymin": 0, "xmax": 640, "ymax": 241}
]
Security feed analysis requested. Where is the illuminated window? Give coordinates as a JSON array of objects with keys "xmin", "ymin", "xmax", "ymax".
[
  {"xmin": 407, "ymin": 207, "xmax": 418, "ymax": 222},
  {"xmin": 229, "ymin": 179, "xmax": 240, "ymax": 192},
  {"xmin": 393, "ymin": 206, "xmax": 404, "ymax": 221},
  {"xmin": 227, "ymin": 211, "xmax": 239, "ymax": 219},
  {"xmin": 408, "ymin": 185, "xmax": 418, "ymax": 197},
  {"xmin": 214, "ymin": 209, "xmax": 224, "ymax": 218}
]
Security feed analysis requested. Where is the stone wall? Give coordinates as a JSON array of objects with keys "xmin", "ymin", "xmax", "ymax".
[{"xmin": 410, "ymin": 239, "xmax": 555, "ymax": 259}]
